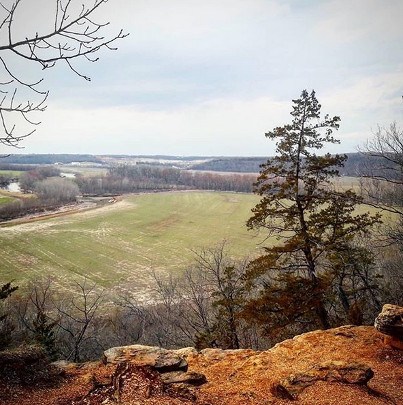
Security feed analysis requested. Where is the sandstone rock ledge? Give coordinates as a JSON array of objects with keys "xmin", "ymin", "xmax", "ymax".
[
  {"xmin": 375, "ymin": 304, "xmax": 403, "ymax": 350},
  {"xmin": 0, "ymin": 326, "xmax": 402, "ymax": 405}
]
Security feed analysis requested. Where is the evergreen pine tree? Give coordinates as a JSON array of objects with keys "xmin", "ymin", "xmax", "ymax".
[{"xmin": 246, "ymin": 90, "xmax": 381, "ymax": 334}]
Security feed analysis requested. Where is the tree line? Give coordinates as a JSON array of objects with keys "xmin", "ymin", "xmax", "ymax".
[
  {"xmin": 0, "ymin": 167, "xmax": 79, "ymax": 221},
  {"xmin": 189, "ymin": 153, "xmax": 392, "ymax": 177},
  {"xmin": 0, "ymin": 155, "xmax": 101, "ymax": 165},
  {"xmin": 76, "ymin": 165, "xmax": 255, "ymax": 195},
  {"xmin": 0, "ymin": 163, "xmax": 255, "ymax": 221}
]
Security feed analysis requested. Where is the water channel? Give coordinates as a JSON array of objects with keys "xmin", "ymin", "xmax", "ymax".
[{"xmin": 1, "ymin": 173, "xmax": 75, "ymax": 193}]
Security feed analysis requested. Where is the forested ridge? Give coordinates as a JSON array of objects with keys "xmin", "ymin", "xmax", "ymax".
[{"xmin": 0, "ymin": 152, "xmax": 386, "ymax": 177}]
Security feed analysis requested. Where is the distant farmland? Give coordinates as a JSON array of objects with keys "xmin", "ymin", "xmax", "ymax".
[
  {"xmin": 1, "ymin": 188, "xmax": 389, "ymax": 299},
  {"xmin": 0, "ymin": 192, "xmax": 262, "ymax": 296}
]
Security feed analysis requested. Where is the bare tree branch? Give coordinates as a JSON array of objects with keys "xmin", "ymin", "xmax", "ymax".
[
  {"xmin": 0, "ymin": 0, "xmax": 128, "ymax": 148},
  {"xmin": 359, "ymin": 122, "xmax": 403, "ymax": 218}
]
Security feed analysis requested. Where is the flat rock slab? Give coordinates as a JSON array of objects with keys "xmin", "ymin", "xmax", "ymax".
[{"xmin": 103, "ymin": 345, "xmax": 188, "ymax": 373}]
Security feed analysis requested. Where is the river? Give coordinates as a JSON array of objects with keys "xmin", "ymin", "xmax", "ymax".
[{"xmin": 1, "ymin": 172, "xmax": 75, "ymax": 193}]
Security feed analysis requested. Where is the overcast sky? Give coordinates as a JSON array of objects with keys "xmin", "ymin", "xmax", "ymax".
[{"xmin": 5, "ymin": 0, "xmax": 403, "ymax": 156}]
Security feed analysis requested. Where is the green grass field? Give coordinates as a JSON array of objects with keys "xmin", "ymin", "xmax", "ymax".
[
  {"xmin": 0, "ymin": 192, "xmax": 262, "ymax": 294},
  {"xmin": 0, "ymin": 170, "xmax": 23, "ymax": 178},
  {"xmin": 57, "ymin": 165, "xmax": 108, "ymax": 177},
  {"xmin": 0, "ymin": 189, "xmax": 391, "ymax": 297},
  {"xmin": 0, "ymin": 195, "xmax": 14, "ymax": 205}
]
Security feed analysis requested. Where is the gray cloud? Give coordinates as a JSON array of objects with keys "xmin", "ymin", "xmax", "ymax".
[{"xmin": 4, "ymin": 0, "xmax": 403, "ymax": 155}]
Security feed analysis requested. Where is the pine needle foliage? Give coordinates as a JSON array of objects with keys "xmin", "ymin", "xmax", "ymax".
[{"xmin": 245, "ymin": 90, "xmax": 381, "ymax": 331}]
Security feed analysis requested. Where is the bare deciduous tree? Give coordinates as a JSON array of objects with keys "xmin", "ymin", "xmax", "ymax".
[
  {"xmin": 56, "ymin": 280, "xmax": 104, "ymax": 362},
  {"xmin": 34, "ymin": 177, "xmax": 80, "ymax": 203},
  {"xmin": 191, "ymin": 243, "xmax": 247, "ymax": 349},
  {"xmin": 0, "ymin": 0, "xmax": 128, "ymax": 148},
  {"xmin": 150, "ymin": 242, "xmax": 251, "ymax": 350},
  {"xmin": 111, "ymin": 292, "xmax": 151, "ymax": 346},
  {"xmin": 359, "ymin": 122, "xmax": 403, "ymax": 306},
  {"xmin": 359, "ymin": 122, "xmax": 403, "ymax": 216},
  {"xmin": 13, "ymin": 278, "xmax": 59, "ymax": 358}
]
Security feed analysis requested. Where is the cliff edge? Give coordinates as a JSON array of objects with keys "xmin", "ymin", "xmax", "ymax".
[{"xmin": 0, "ymin": 325, "xmax": 402, "ymax": 405}]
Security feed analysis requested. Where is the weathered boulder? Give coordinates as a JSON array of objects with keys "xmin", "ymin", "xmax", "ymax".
[
  {"xmin": 374, "ymin": 304, "xmax": 403, "ymax": 350},
  {"xmin": 103, "ymin": 344, "xmax": 188, "ymax": 372},
  {"xmin": 273, "ymin": 361, "xmax": 374, "ymax": 400},
  {"xmin": 102, "ymin": 344, "xmax": 208, "ymax": 399}
]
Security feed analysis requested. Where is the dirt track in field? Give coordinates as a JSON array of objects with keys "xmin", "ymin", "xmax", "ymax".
[{"xmin": 0, "ymin": 196, "xmax": 123, "ymax": 228}]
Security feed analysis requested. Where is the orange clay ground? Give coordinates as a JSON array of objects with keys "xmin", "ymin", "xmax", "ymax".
[{"xmin": 0, "ymin": 326, "xmax": 402, "ymax": 405}]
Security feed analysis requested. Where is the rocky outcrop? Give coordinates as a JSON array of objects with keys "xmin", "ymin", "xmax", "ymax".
[
  {"xmin": 374, "ymin": 304, "xmax": 403, "ymax": 350},
  {"xmin": 43, "ymin": 346, "xmax": 207, "ymax": 404},
  {"xmin": 1, "ymin": 326, "xmax": 403, "ymax": 405},
  {"xmin": 273, "ymin": 360, "xmax": 374, "ymax": 400},
  {"xmin": 75, "ymin": 363, "xmax": 199, "ymax": 404},
  {"xmin": 103, "ymin": 344, "xmax": 191, "ymax": 372},
  {"xmin": 100, "ymin": 344, "xmax": 206, "ymax": 403}
]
